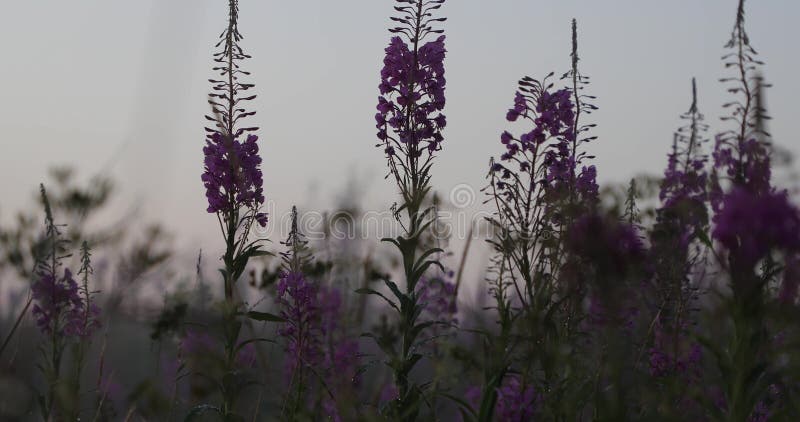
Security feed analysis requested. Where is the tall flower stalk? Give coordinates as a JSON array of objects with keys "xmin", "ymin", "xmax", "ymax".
[
  {"xmin": 198, "ymin": 0, "xmax": 270, "ymax": 418},
  {"xmin": 479, "ymin": 74, "xmax": 574, "ymax": 420},
  {"xmin": 549, "ymin": 20, "xmax": 599, "ymax": 339},
  {"xmin": 705, "ymin": 1, "xmax": 793, "ymax": 419},
  {"xmin": 277, "ymin": 207, "xmax": 360, "ymax": 421},
  {"xmin": 710, "ymin": 0, "xmax": 771, "ymax": 206},
  {"xmin": 474, "ymin": 19, "xmax": 604, "ymax": 421},
  {"xmin": 490, "ymin": 76, "xmax": 574, "ymax": 308},
  {"xmin": 367, "ymin": 1, "xmax": 447, "ymax": 419},
  {"xmin": 647, "ymin": 79, "xmax": 708, "ymax": 383},
  {"xmin": 277, "ymin": 207, "xmax": 317, "ymax": 419},
  {"xmin": 31, "ymin": 185, "xmax": 100, "ymax": 420},
  {"xmin": 561, "ymin": 19, "xmax": 599, "ymax": 208},
  {"xmin": 66, "ymin": 241, "xmax": 101, "ymax": 419}
]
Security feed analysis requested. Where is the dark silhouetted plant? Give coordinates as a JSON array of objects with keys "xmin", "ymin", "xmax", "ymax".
[
  {"xmin": 193, "ymin": 0, "xmax": 275, "ymax": 419},
  {"xmin": 365, "ymin": 0, "xmax": 448, "ymax": 419}
]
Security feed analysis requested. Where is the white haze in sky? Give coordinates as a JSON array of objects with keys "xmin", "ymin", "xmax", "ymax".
[{"xmin": 1, "ymin": 1, "xmax": 798, "ymax": 297}]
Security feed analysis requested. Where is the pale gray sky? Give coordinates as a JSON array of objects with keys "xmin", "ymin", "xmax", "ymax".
[{"xmin": 1, "ymin": 1, "xmax": 798, "ymax": 266}]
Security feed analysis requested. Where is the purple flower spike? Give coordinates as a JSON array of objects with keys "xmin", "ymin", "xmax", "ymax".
[
  {"xmin": 202, "ymin": 132, "xmax": 266, "ymax": 226},
  {"xmin": 202, "ymin": 0, "xmax": 266, "ymax": 227},
  {"xmin": 417, "ymin": 273, "xmax": 458, "ymax": 325},
  {"xmin": 276, "ymin": 271, "xmax": 360, "ymax": 387},
  {"xmin": 376, "ymin": 34, "xmax": 447, "ymax": 157},
  {"xmin": 31, "ymin": 268, "xmax": 83, "ymax": 336},
  {"xmin": 494, "ymin": 375, "xmax": 541, "ymax": 422},
  {"xmin": 568, "ymin": 212, "xmax": 645, "ymax": 279},
  {"xmin": 712, "ymin": 188, "xmax": 800, "ymax": 269}
]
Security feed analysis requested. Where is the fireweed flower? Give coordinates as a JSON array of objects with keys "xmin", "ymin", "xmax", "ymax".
[
  {"xmin": 416, "ymin": 272, "xmax": 458, "ymax": 326},
  {"xmin": 458, "ymin": 377, "xmax": 541, "ymax": 422},
  {"xmin": 202, "ymin": 0, "xmax": 267, "ymax": 230},
  {"xmin": 66, "ymin": 241, "xmax": 102, "ymax": 339},
  {"xmin": 499, "ymin": 86, "xmax": 573, "ymax": 164},
  {"xmin": 566, "ymin": 211, "xmax": 647, "ymax": 336},
  {"xmin": 376, "ymin": 33, "xmax": 446, "ymax": 158},
  {"xmin": 180, "ymin": 329, "xmax": 217, "ymax": 358},
  {"xmin": 703, "ymin": 4, "xmax": 797, "ymax": 420},
  {"xmin": 658, "ymin": 79, "xmax": 709, "ymax": 221},
  {"xmin": 369, "ymin": 2, "xmax": 450, "ymax": 419},
  {"xmin": 30, "ymin": 188, "xmax": 99, "ymax": 339},
  {"xmin": 567, "ymin": 212, "xmax": 645, "ymax": 281},
  {"xmin": 712, "ymin": 188, "xmax": 800, "ymax": 270},
  {"xmin": 30, "ymin": 185, "xmax": 102, "ymax": 420},
  {"xmin": 548, "ymin": 18, "xmax": 599, "ymax": 206},
  {"xmin": 31, "ymin": 268, "xmax": 82, "ymax": 335},
  {"xmin": 541, "ymin": 21, "xmax": 601, "ymax": 350},
  {"xmin": 710, "ymin": 384, "xmax": 782, "ymax": 422},
  {"xmin": 493, "ymin": 375, "xmax": 542, "ymax": 422},
  {"xmin": 196, "ymin": 2, "xmax": 273, "ymax": 418},
  {"xmin": 750, "ymin": 384, "xmax": 782, "ymax": 422},
  {"xmin": 488, "ymin": 76, "xmax": 577, "ymax": 302},
  {"xmin": 652, "ymin": 108, "xmax": 709, "ymax": 268},
  {"xmin": 647, "ymin": 80, "xmax": 708, "ymax": 390},
  {"xmin": 415, "ymin": 272, "xmax": 458, "ymax": 353},
  {"xmin": 202, "ymin": 132, "xmax": 267, "ymax": 226},
  {"xmin": 493, "ymin": 81, "xmax": 575, "ymax": 202},
  {"xmin": 316, "ymin": 287, "xmax": 360, "ymax": 387},
  {"xmin": 277, "ymin": 209, "xmax": 360, "ymax": 420},
  {"xmin": 537, "ymin": 89, "xmax": 577, "ymax": 184},
  {"xmin": 276, "ymin": 273, "xmax": 359, "ymax": 402},
  {"xmin": 487, "ymin": 21, "xmax": 599, "ymax": 330},
  {"xmin": 575, "ymin": 164, "xmax": 598, "ymax": 203},
  {"xmin": 749, "ymin": 401, "xmax": 770, "ymax": 422},
  {"xmin": 709, "ymin": 385, "xmax": 782, "ymax": 422},
  {"xmin": 202, "ymin": 0, "xmax": 269, "ymax": 305},
  {"xmin": 379, "ymin": 384, "xmax": 400, "ymax": 407},
  {"xmin": 276, "ymin": 271, "xmax": 325, "ymax": 377},
  {"xmin": 277, "ymin": 272, "xmax": 360, "ymax": 420},
  {"xmin": 566, "ymin": 213, "xmax": 648, "ymax": 419},
  {"xmin": 63, "ymin": 302, "xmax": 101, "ymax": 339},
  {"xmin": 711, "ymin": 133, "xmax": 771, "ymax": 211},
  {"xmin": 495, "ymin": 382, "xmax": 540, "ymax": 421},
  {"xmin": 480, "ymin": 21, "xmax": 600, "ymax": 421},
  {"xmin": 710, "ymin": 0, "xmax": 771, "ymax": 210},
  {"xmin": 647, "ymin": 320, "xmax": 702, "ymax": 379},
  {"xmin": 483, "ymin": 76, "xmax": 572, "ymax": 422}
]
